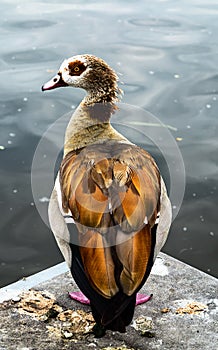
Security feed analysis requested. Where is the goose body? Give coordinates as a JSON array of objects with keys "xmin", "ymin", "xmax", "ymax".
[{"xmin": 42, "ymin": 54, "xmax": 171, "ymax": 336}]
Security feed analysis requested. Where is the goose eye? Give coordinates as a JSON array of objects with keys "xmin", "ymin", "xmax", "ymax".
[{"xmin": 68, "ymin": 61, "xmax": 86, "ymax": 76}]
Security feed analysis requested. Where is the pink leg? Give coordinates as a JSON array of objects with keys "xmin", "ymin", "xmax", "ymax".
[{"xmin": 69, "ymin": 291, "xmax": 152, "ymax": 305}]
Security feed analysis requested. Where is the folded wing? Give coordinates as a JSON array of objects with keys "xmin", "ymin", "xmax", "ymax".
[{"xmin": 59, "ymin": 141, "xmax": 160, "ymax": 300}]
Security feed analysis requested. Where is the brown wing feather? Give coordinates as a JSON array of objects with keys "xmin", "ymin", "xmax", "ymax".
[
  {"xmin": 59, "ymin": 141, "xmax": 160, "ymax": 299},
  {"xmin": 113, "ymin": 169, "xmax": 147, "ymax": 231},
  {"xmin": 79, "ymin": 230, "xmax": 118, "ymax": 298},
  {"xmin": 74, "ymin": 173, "xmax": 108, "ymax": 227},
  {"xmin": 116, "ymin": 225, "xmax": 152, "ymax": 295}
]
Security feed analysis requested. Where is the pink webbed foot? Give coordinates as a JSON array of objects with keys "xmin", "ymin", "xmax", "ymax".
[
  {"xmin": 69, "ymin": 291, "xmax": 90, "ymax": 304},
  {"xmin": 69, "ymin": 291, "xmax": 152, "ymax": 305},
  {"xmin": 136, "ymin": 293, "xmax": 153, "ymax": 305}
]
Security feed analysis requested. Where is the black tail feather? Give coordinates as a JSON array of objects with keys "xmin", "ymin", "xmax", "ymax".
[
  {"xmin": 91, "ymin": 293, "xmax": 136, "ymax": 333},
  {"xmin": 101, "ymin": 292, "xmax": 136, "ymax": 327}
]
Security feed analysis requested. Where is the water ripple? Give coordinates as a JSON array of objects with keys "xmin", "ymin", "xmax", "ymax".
[
  {"xmin": 128, "ymin": 17, "xmax": 180, "ymax": 28},
  {"xmin": 3, "ymin": 49, "xmax": 61, "ymax": 65},
  {"xmin": 8, "ymin": 19, "xmax": 56, "ymax": 29}
]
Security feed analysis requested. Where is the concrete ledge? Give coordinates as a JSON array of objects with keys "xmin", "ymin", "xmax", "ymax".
[
  {"xmin": 0, "ymin": 262, "xmax": 68, "ymax": 303},
  {"xmin": 0, "ymin": 253, "xmax": 217, "ymax": 350}
]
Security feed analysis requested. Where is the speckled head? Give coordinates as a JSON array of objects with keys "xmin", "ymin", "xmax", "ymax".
[{"xmin": 42, "ymin": 54, "xmax": 121, "ymax": 105}]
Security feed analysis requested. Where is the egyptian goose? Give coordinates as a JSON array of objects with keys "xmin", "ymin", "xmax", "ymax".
[{"xmin": 42, "ymin": 54, "xmax": 171, "ymax": 336}]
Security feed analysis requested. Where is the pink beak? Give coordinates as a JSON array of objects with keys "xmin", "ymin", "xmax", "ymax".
[{"xmin": 42, "ymin": 73, "xmax": 68, "ymax": 91}]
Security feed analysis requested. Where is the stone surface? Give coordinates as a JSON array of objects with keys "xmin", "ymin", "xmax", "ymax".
[{"xmin": 0, "ymin": 253, "xmax": 217, "ymax": 350}]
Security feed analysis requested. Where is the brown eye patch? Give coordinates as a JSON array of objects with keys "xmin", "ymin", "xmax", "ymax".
[{"xmin": 68, "ymin": 60, "xmax": 87, "ymax": 76}]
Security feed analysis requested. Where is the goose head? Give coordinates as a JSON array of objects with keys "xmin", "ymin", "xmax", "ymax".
[{"xmin": 42, "ymin": 54, "xmax": 121, "ymax": 105}]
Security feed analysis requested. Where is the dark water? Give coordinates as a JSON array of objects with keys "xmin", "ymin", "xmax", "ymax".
[{"xmin": 0, "ymin": 0, "xmax": 217, "ymax": 287}]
